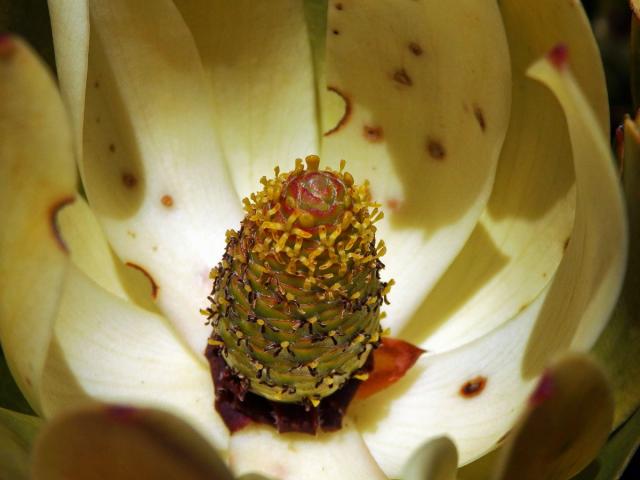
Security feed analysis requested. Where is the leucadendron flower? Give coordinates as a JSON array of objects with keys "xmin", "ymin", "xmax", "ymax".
[{"xmin": 0, "ymin": 1, "xmax": 629, "ymax": 479}]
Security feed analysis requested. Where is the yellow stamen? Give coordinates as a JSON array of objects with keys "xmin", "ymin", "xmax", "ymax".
[{"xmin": 305, "ymin": 154, "xmax": 320, "ymax": 171}]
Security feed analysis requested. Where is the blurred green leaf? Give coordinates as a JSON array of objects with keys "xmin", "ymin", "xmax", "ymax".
[
  {"xmin": 0, "ymin": 348, "xmax": 34, "ymax": 415},
  {"xmin": 594, "ymin": 113, "xmax": 640, "ymax": 428},
  {"xmin": 0, "ymin": 406, "xmax": 42, "ymax": 480},
  {"xmin": 573, "ymin": 408, "xmax": 640, "ymax": 480}
]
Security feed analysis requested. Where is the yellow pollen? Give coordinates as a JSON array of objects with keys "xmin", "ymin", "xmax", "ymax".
[
  {"xmin": 208, "ymin": 339, "xmax": 225, "ymax": 347},
  {"xmin": 353, "ymin": 373, "xmax": 370, "ymax": 381},
  {"xmin": 310, "ymin": 397, "xmax": 321, "ymax": 408}
]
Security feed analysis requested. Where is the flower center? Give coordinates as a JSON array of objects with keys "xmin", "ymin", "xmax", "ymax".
[{"xmin": 204, "ymin": 155, "xmax": 391, "ymax": 433}]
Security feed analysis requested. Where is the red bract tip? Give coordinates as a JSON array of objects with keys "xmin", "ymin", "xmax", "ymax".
[
  {"xmin": 356, "ymin": 337, "xmax": 425, "ymax": 399},
  {"xmin": 548, "ymin": 43, "xmax": 569, "ymax": 71},
  {"xmin": 529, "ymin": 371, "xmax": 555, "ymax": 406},
  {"xmin": 0, "ymin": 33, "xmax": 16, "ymax": 59},
  {"xmin": 107, "ymin": 405, "xmax": 138, "ymax": 422}
]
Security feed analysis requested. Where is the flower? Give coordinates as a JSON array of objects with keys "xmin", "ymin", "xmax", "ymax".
[{"xmin": 0, "ymin": 1, "xmax": 628, "ymax": 479}]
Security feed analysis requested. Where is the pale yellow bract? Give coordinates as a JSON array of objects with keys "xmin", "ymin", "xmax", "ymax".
[{"xmin": 0, "ymin": 1, "xmax": 628, "ymax": 479}]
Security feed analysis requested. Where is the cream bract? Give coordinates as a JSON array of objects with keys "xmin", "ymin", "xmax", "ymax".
[{"xmin": 0, "ymin": 1, "xmax": 628, "ymax": 479}]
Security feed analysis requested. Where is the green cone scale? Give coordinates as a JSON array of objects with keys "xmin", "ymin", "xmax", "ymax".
[{"xmin": 206, "ymin": 156, "xmax": 392, "ymax": 406}]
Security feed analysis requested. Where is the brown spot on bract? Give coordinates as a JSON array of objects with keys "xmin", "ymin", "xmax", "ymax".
[
  {"xmin": 563, "ymin": 237, "xmax": 571, "ymax": 251},
  {"xmin": 125, "ymin": 262, "xmax": 159, "ymax": 299},
  {"xmin": 363, "ymin": 125, "xmax": 383, "ymax": 143},
  {"xmin": 109, "ymin": 143, "xmax": 116, "ymax": 153},
  {"xmin": 335, "ymin": 2, "xmax": 343, "ymax": 10},
  {"xmin": 122, "ymin": 172, "xmax": 138, "ymax": 189},
  {"xmin": 50, "ymin": 196, "xmax": 76, "ymax": 253},
  {"xmin": 386, "ymin": 198, "xmax": 401, "ymax": 211},
  {"xmin": 473, "ymin": 105, "xmax": 486, "ymax": 131},
  {"xmin": 332, "ymin": 29, "xmax": 340, "ymax": 35},
  {"xmin": 127, "ymin": 230, "xmax": 137, "ymax": 239},
  {"xmin": 460, "ymin": 376, "xmax": 487, "ymax": 398},
  {"xmin": 324, "ymin": 86, "xmax": 352, "ymax": 137},
  {"xmin": 94, "ymin": 81, "xmax": 100, "ymax": 89},
  {"xmin": 161, "ymin": 194, "xmax": 174, "ymax": 208},
  {"xmin": 426, "ymin": 139, "xmax": 446, "ymax": 160},
  {"xmin": 408, "ymin": 42, "xmax": 423, "ymax": 56},
  {"xmin": 393, "ymin": 68, "xmax": 412, "ymax": 86}
]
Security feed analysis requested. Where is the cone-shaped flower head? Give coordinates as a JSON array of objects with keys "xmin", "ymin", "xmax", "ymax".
[{"xmin": 206, "ymin": 156, "xmax": 391, "ymax": 407}]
